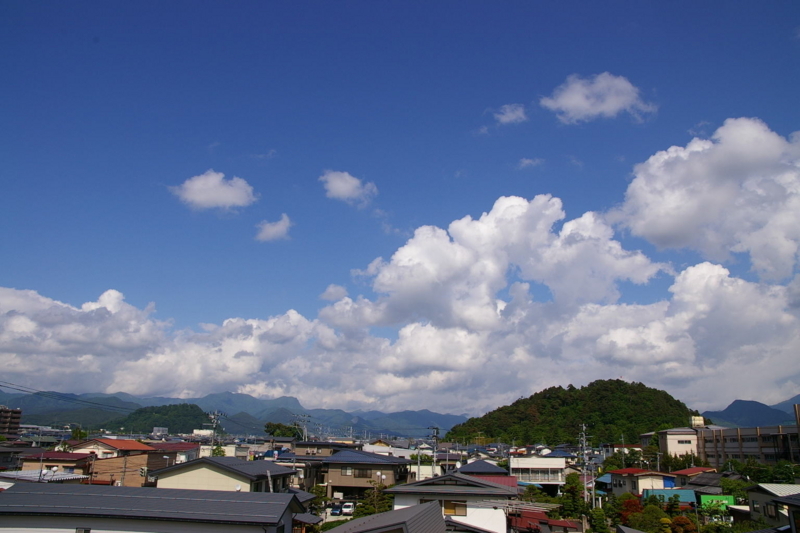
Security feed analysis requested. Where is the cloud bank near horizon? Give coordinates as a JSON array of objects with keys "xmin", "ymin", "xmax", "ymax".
[{"xmin": 2, "ymin": 118, "xmax": 799, "ymax": 416}]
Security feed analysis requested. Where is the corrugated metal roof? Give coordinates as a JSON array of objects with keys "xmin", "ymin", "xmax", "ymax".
[
  {"xmin": 0, "ymin": 483, "xmax": 303, "ymax": 524},
  {"xmin": 755, "ymin": 484, "xmax": 800, "ymax": 497},
  {"xmin": 0, "ymin": 469, "xmax": 89, "ymax": 482}
]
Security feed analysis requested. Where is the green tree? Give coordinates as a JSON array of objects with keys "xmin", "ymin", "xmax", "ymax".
[
  {"xmin": 666, "ymin": 495, "xmax": 682, "ymax": 517},
  {"xmin": 589, "ymin": 508, "xmax": 610, "ymax": 533},
  {"xmin": 211, "ymin": 445, "xmax": 226, "ymax": 456},
  {"xmin": 561, "ymin": 473, "xmax": 589, "ymax": 519},
  {"xmin": 628, "ymin": 504, "xmax": 669, "ymax": 533},
  {"xmin": 71, "ymin": 427, "xmax": 89, "ymax": 441},
  {"xmin": 309, "ymin": 484, "xmax": 330, "ymax": 515},
  {"xmin": 409, "ymin": 453, "xmax": 433, "ymax": 464},
  {"xmin": 659, "ymin": 518, "xmax": 673, "ymax": 533},
  {"xmin": 605, "ymin": 494, "xmax": 623, "ymax": 526},
  {"xmin": 264, "ymin": 422, "xmax": 301, "ymax": 438},
  {"xmin": 353, "ymin": 480, "xmax": 393, "ymax": 518},
  {"xmin": 719, "ymin": 478, "xmax": 750, "ymax": 504},
  {"xmin": 620, "ymin": 494, "xmax": 644, "ymax": 526}
]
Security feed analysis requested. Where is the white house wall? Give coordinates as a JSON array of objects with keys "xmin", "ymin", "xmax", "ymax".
[{"xmin": 393, "ymin": 494, "xmax": 506, "ymax": 533}]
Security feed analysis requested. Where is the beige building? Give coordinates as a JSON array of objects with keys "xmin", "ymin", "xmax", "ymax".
[
  {"xmin": 155, "ymin": 456, "xmax": 296, "ymax": 493},
  {"xmin": 697, "ymin": 424, "xmax": 800, "ymax": 468}
]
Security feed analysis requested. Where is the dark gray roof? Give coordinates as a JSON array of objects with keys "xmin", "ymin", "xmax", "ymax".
[
  {"xmin": 0, "ymin": 483, "xmax": 303, "ymax": 525},
  {"xmin": 445, "ymin": 516, "xmax": 496, "ymax": 533},
  {"xmin": 457, "ymin": 460, "xmax": 508, "ymax": 475},
  {"xmin": 617, "ymin": 526, "xmax": 647, "ymax": 533},
  {"xmin": 288, "ymin": 487, "xmax": 317, "ymax": 504},
  {"xmin": 152, "ymin": 456, "xmax": 296, "ymax": 481},
  {"xmin": 774, "ymin": 494, "xmax": 800, "ymax": 507},
  {"xmin": 323, "ymin": 449, "xmax": 411, "ymax": 465},
  {"xmin": 385, "ymin": 472, "xmax": 516, "ymax": 498},
  {"xmin": 687, "ymin": 472, "xmax": 743, "ymax": 488},
  {"xmin": 328, "ymin": 501, "xmax": 445, "ymax": 533},
  {"xmin": 295, "ymin": 512, "xmax": 324, "ymax": 525}
]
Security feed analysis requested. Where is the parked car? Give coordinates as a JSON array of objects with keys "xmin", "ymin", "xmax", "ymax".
[
  {"xmin": 342, "ymin": 502, "xmax": 355, "ymax": 516},
  {"xmin": 330, "ymin": 504, "xmax": 343, "ymax": 516}
]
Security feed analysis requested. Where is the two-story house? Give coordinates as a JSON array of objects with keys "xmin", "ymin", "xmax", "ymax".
[
  {"xmin": 747, "ymin": 483, "xmax": 800, "ymax": 527},
  {"xmin": 319, "ymin": 449, "xmax": 411, "ymax": 499},
  {"xmin": 607, "ymin": 468, "xmax": 676, "ymax": 497},
  {"xmin": 385, "ymin": 472, "xmax": 517, "ymax": 533}
]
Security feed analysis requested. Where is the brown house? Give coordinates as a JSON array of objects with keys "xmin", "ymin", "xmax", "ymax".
[{"xmin": 319, "ymin": 449, "xmax": 411, "ymax": 499}]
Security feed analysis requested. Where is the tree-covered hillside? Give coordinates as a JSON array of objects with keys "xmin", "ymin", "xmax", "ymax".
[
  {"xmin": 446, "ymin": 380, "xmax": 699, "ymax": 446},
  {"xmin": 110, "ymin": 403, "xmax": 210, "ymax": 434}
]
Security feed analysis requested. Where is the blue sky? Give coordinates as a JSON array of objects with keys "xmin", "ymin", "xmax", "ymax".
[{"xmin": 2, "ymin": 2, "xmax": 800, "ymax": 415}]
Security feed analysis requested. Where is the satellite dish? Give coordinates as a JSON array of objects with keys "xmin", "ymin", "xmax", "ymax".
[
  {"xmin": 235, "ymin": 484, "xmax": 241, "ymax": 492},
  {"xmin": 455, "ymin": 461, "xmax": 462, "ymax": 469}
]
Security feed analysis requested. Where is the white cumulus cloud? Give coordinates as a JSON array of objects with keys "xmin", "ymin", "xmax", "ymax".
[
  {"xmin": 320, "ymin": 284, "xmax": 348, "ymax": 301},
  {"xmin": 256, "ymin": 214, "xmax": 293, "ymax": 242},
  {"xmin": 518, "ymin": 158, "xmax": 544, "ymax": 169},
  {"xmin": 540, "ymin": 72, "xmax": 656, "ymax": 124},
  {"xmin": 494, "ymin": 104, "xmax": 528, "ymax": 125},
  {"xmin": 319, "ymin": 170, "xmax": 378, "ymax": 207},
  {"xmin": 611, "ymin": 117, "xmax": 800, "ymax": 280},
  {"xmin": 171, "ymin": 169, "xmax": 258, "ymax": 209}
]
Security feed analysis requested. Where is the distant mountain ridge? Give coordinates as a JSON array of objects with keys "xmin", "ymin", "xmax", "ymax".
[
  {"xmin": 0, "ymin": 389, "xmax": 466, "ymax": 437},
  {"xmin": 702, "ymin": 399, "xmax": 797, "ymax": 428}
]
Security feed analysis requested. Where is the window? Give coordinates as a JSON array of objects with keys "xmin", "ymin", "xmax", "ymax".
[
  {"xmin": 354, "ymin": 468, "xmax": 371, "ymax": 478},
  {"xmin": 678, "ymin": 440, "xmax": 692, "ymax": 445},
  {"xmin": 76, "ymin": 529, "xmax": 91, "ymax": 533},
  {"xmin": 341, "ymin": 467, "xmax": 353, "ymax": 476},
  {"xmin": 443, "ymin": 500, "xmax": 467, "ymax": 516}
]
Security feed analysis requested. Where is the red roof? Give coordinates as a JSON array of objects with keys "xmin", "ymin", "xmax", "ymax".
[
  {"xmin": 149, "ymin": 442, "xmax": 200, "ymax": 452},
  {"xmin": 609, "ymin": 468, "xmax": 648, "ymax": 475},
  {"xmin": 470, "ymin": 475, "xmax": 518, "ymax": 487},
  {"xmin": 671, "ymin": 467, "xmax": 715, "ymax": 476},
  {"xmin": 85, "ymin": 439, "xmax": 155, "ymax": 451}
]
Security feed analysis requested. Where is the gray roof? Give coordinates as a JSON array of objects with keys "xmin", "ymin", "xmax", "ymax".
[
  {"xmin": 385, "ymin": 472, "xmax": 516, "ymax": 498},
  {"xmin": 328, "ymin": 501, "xmax": 445, "ymax": 533},
  {"xmin": 288, "ymin": 487, "xmax": 317, "ymax": 504},
  {"xmin": 617, "ymin": 526, "xmax": 648, "ymax": 533},
  {"xmin": 748, "ymin": 484, "xmax": 800, "ymax": 497},
  {"xmin": 445, "ymin": 516, "xmax": 496, "ymax": 533},
  {"xmin": 0, "ymin": 469, "xmax": 89, "ymax": 483},
  {"xmin": 323, "ymin": 449, "xmax": 411, "ymax": 465},
  {"xmin": 0, "ymin": 483, "xmax": 303, "ymax": 525},
  {"xmin": 457, "ymin": 460, "xmax": 508, "ymax": 475},
  {"xmin": 152, "ymin": 456, "xmax": 296, "ymax": 481}
]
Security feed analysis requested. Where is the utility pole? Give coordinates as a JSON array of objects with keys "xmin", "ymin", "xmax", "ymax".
[
  {"xmin": 428, "ymin": 426, "xmax": 439, "ymax": 476},
  {"xmin": 207, "ymin": 411, "xmax": 225, "ymax": 451}
]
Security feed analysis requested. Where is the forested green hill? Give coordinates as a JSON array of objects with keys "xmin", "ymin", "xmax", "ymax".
[
  {"xmin": 445, "ymin": 380, "xmax": 699, "ymax": 446},
  {"xmin": 110, "ymin": 403, "xmax": 210, "ymax": 434}
]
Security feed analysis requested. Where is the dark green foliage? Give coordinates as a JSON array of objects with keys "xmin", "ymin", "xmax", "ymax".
[
  {"xmin": 628, "ymin": 504, "xmax": 669, "ymax": 533},
  {"xmin": 308, "ymin": 484, "xmax": 330, "ymax": 515},
  {"xmin": 719, "ymin": 478, "xmax": 750, "ymax": 504},
  {"xmin": 321, "ymin": 520, "xmax": 351, "ymax": 531},
  {"xmin": 264, "ymin": 422, "xmax": 301, "ymax": 438},
  {"xmin": 353, "ymin": 481, "xmax": 393, "ymax": 518},
  {"xmin": 409, "ymin": 453, "xmax": 433, "ymax": 464},
  {"xmin": 589, "ymin": 508, "xmax": 610, "ymax": 533},
  {"xmin": 725, "ymin": 458, "xmax": 800, "ymax": 484},
  {"xmin": 445, "ymin": 380, "xmax": 699, "ymax": 445},
  {"xmin": 211, "ymin": 445, "xmax": 226, "ymax": 456},
  {"xmin": 560, "ymin": 473, "xmax": 589, "ymax": 518},
  {"xmin": 111, "ymin": 403, "xmax": 210, "ymax": 434}
]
